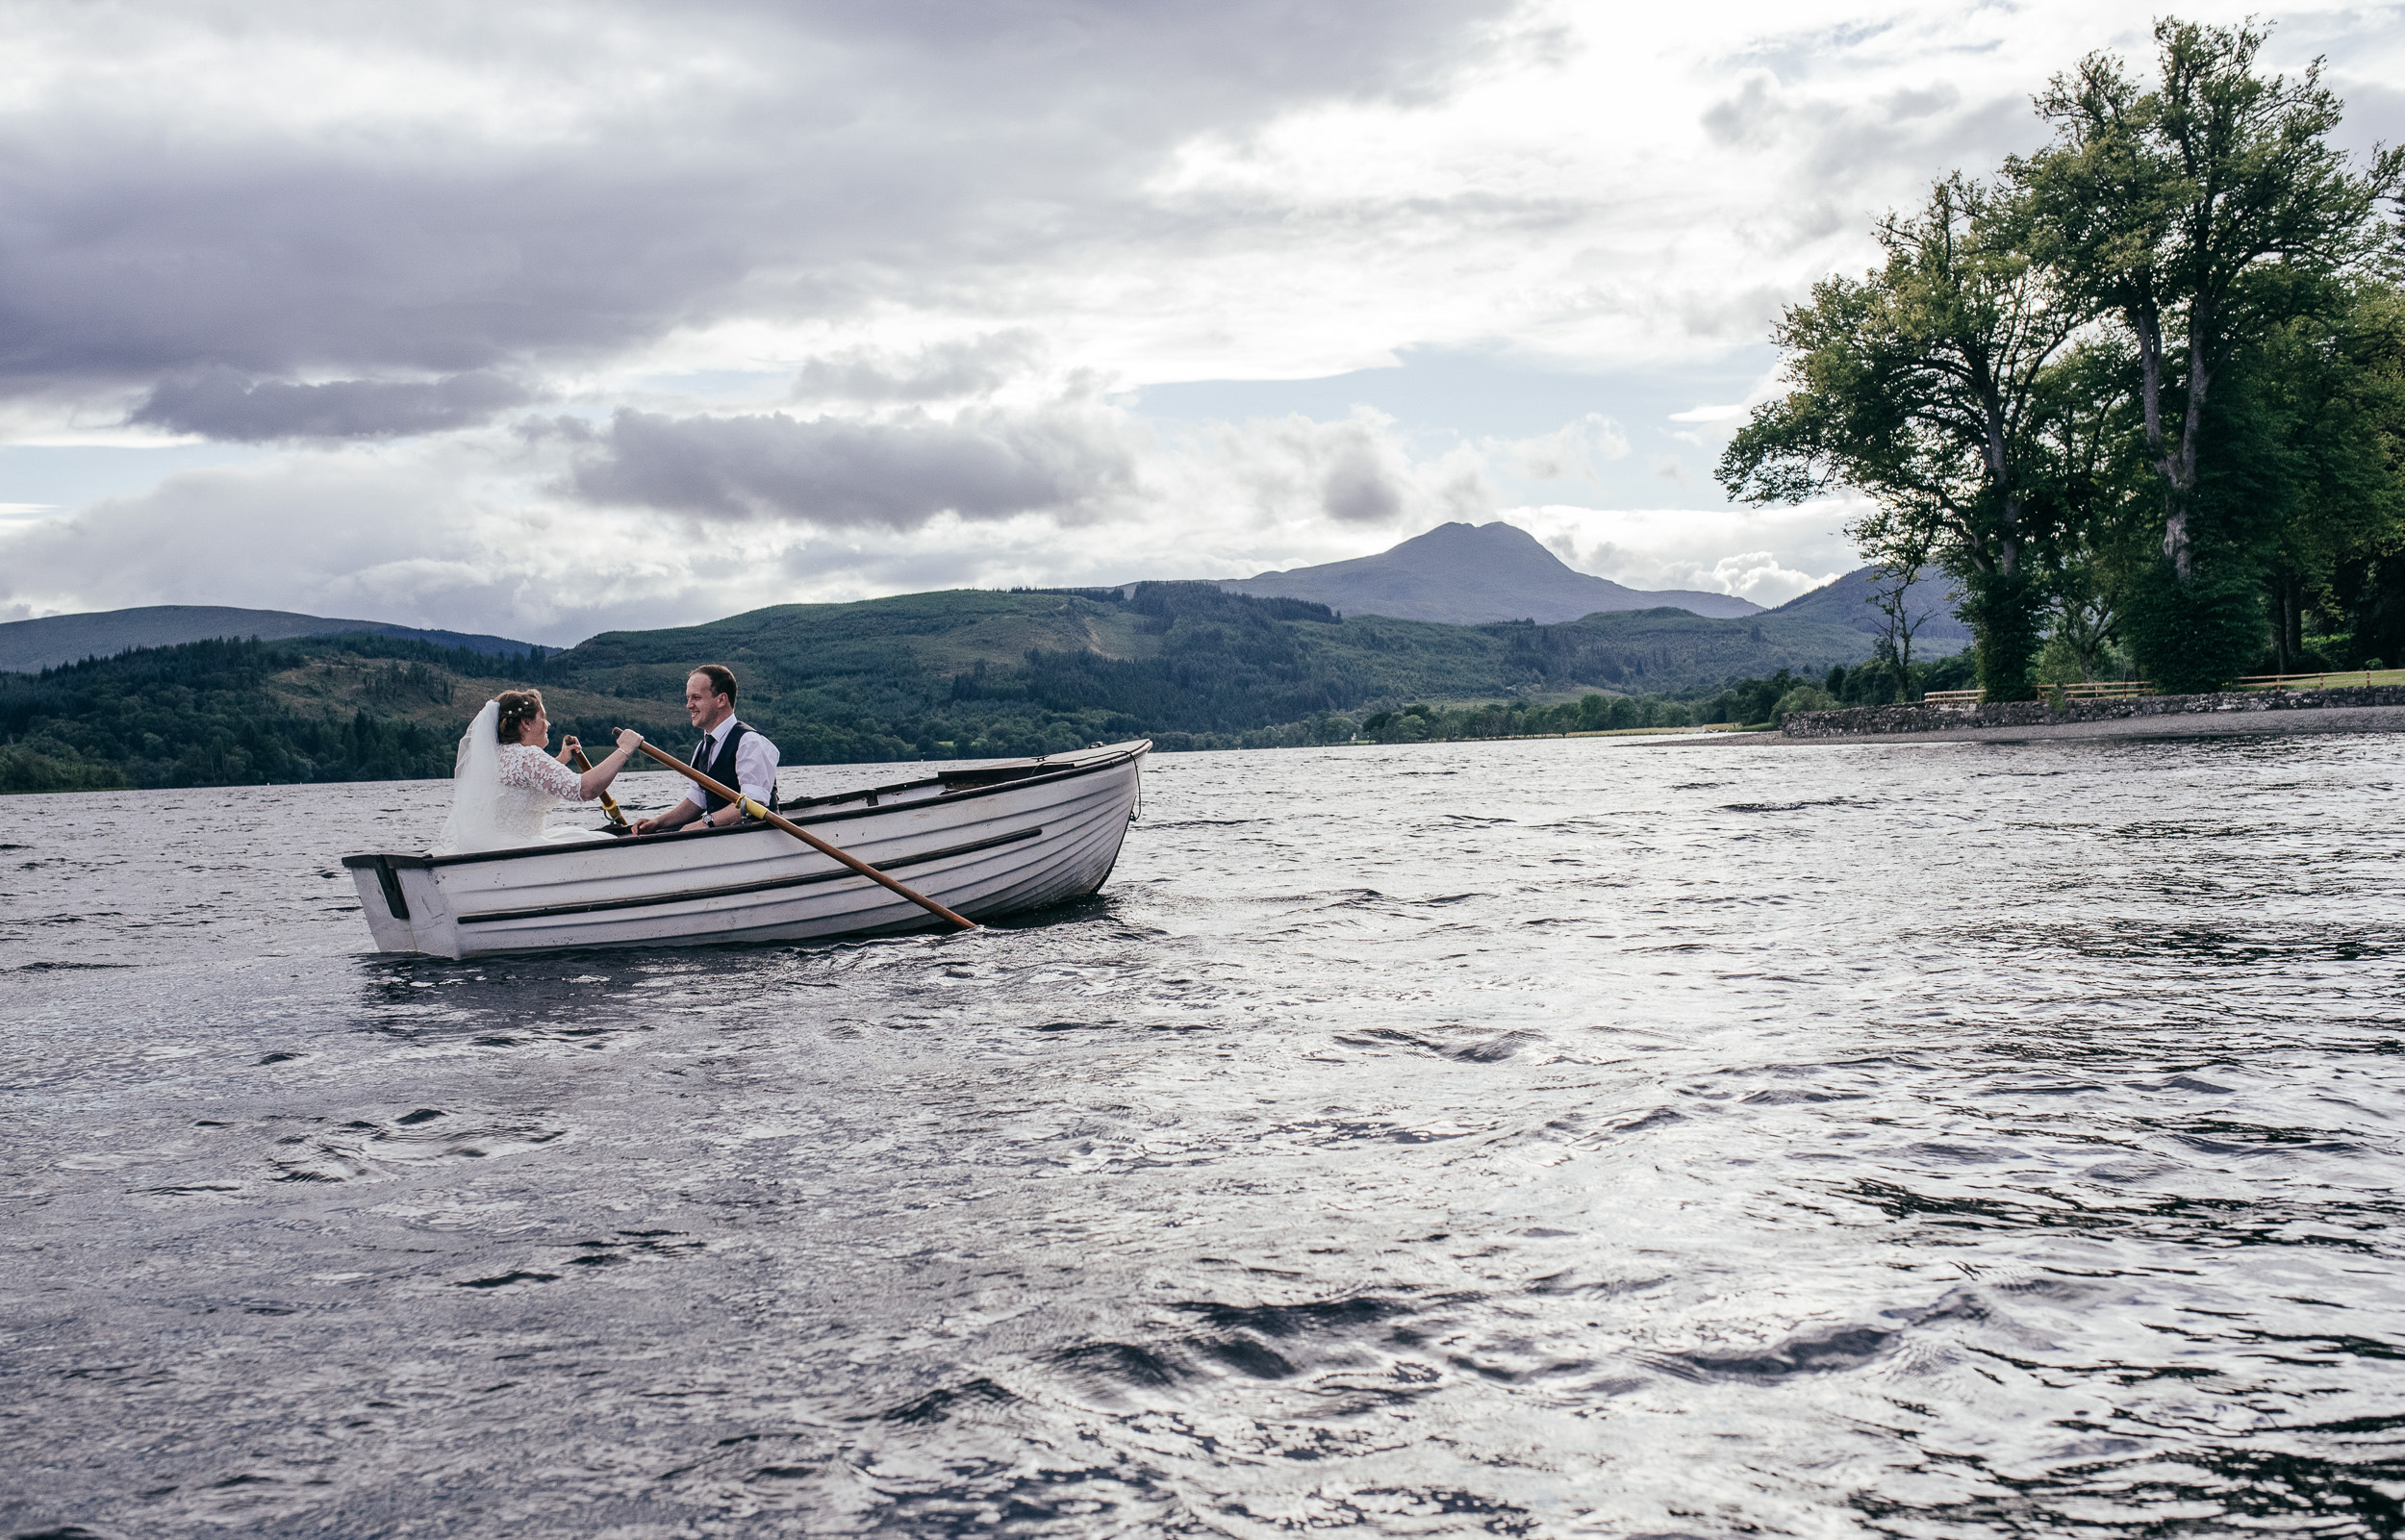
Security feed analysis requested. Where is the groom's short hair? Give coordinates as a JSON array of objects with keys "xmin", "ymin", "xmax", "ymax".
[{"xmin": 694, "ymin": 663, "xmax": 738, "ymax": 707}]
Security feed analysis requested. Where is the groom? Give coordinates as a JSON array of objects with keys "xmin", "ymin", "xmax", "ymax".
[{"xmin": 630, "ymin": 664, "xmax": 782, "ymax": 835}]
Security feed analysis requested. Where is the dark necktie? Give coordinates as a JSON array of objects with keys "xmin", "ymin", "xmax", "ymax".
[{"xmin": 692, "ymin": 733, "xmax": 710, "ymax": 767}]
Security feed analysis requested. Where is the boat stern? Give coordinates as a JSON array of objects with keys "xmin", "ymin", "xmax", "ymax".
[{"xmin": 342, "ymin": 853, "xmax": 460, "ymax": 957}]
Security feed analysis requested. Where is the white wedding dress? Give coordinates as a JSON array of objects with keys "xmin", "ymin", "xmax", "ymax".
[{"xmin": 435, "ymin": 701, "xmax": 599, "ymax": 854}]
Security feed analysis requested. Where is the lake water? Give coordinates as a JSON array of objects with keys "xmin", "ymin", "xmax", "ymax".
[{"xmin": 4, "ymin": 733, "xmax": 2402, "ymax": 1538}]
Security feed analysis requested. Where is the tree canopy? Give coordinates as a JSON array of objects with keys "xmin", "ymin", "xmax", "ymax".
[{"xmin": 1721, "ymin": 17, "xmax": 2405, "ymax": 696}]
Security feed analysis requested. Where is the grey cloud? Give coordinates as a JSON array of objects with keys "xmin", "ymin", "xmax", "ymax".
[
  {"xmin": 130, "ymin": 370, "xmax": 534, "ymax": 441},
  {"xmin": 1702, "ymin": 76, "xmax": 1788, "ymax": 150},
  {"xmin": 2326, "ymin": 79, "xmax": 2405, "ymax": 162},
  {"xmin": 1, "ymin": 136, "xmax": 785, "ymax": 393},
  {"xmin": 1703, "ymin": 69, "xmax": 2030, "ymax": 200},
  {"xmin": 1321, "ymin": 442, "xmax": 1404, "ymax": 524},
  {"xmin": 784, "ymin": 0, "xmax": 1513, "ymax": 111},
  {"xmin": 1881, "ymin": 83, "xmax": 1962, "ymax": 122},
  {"xmin": 791, "ymin": 332, "xmax": 1044, "ymax": 403},
  {"xmin": 564, "ymin": 406, "xmax": 1137, "ymax": 528},
  {"xmin": 1220, "ymin": 412, "xmax": 1489, "ymax": 529},
  {"xmin": 1, "ymin": 1, "xmax": 1519, "ymax": 428},
  {"xmin": 1676, "ymin": 284, "xmax": 1791, "ymax": 342}
]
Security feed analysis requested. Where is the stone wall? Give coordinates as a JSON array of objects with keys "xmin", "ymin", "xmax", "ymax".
[{"xmin": 1781, "ymin": 685, "xmax": 2405, "ymax": 740}]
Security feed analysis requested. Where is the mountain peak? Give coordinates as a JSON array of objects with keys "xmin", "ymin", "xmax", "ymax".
[
  {"xmin": 1215, "ymin": 520, "xmax": 1764, "ymax": 624},
  {"xmin": 1386, "ymin": 519, "xmax": 1553, "ymax": 560}
]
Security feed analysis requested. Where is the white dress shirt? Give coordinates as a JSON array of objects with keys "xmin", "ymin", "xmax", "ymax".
[{"xmin": 681, "ymin": 717, "xmax": 781, "ymax": 811}]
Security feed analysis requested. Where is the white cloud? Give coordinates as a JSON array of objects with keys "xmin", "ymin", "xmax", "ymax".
[
  {"xmin": 1668, "ymin": 398, "xmax": 1754, "ymax": 425},
  {"xmin": 0, "ymin": 442, "xmax": 697, "ymax": 641},
  {"xmin": 1708, "ymin": 549, "xmax": 1839, "ymax": 604},
  {"xmin": 1506, "ymin": 499, "xmax": 1861, "ymax": 606},
  {"xmin": 1668, "ymin": 363, "xmax": 1785, "ymax": 427},
  {"xmin": 1492, "ymin": 413, "xmax": 1629, "ymax": 485}
]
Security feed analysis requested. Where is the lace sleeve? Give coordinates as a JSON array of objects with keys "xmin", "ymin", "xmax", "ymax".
[{"xmin": 497, "ymin": 745, "xmax": 585, "ymax": 800}]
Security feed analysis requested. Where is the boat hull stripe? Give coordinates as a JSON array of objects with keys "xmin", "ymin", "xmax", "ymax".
[{"xmin": 455, "ymin": 826, "xmax": 1043, "ymax": 926}]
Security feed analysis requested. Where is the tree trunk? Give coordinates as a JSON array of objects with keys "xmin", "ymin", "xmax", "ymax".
[
  {"xmin": 2163, "ymin": 493, "xmax": 2190, "ymax": 580},
  {"xmin": 2136, "ymin": 311, "xmax": 2164, "ymax": 449},
  {"xmin": 2131, "ymin": 309, "xmax": 2195, "ymax": 584},
  {"xmin": 2161, "ymin": 315, "xmax": 2213, "ymax": 584}
]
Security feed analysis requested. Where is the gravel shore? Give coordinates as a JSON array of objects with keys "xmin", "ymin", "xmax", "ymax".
[{"xmin": 1778, "ymin": 688, "xmax": 2405, "ymax": 745}]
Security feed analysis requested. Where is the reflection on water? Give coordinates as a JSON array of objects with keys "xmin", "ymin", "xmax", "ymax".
[{"xmin": 3, "ymin": 739, "xmax": 2402, "ymax": 1537}]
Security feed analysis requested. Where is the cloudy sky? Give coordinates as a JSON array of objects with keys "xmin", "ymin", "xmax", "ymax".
[{"xmin": 2, "ymin": 0, "xmax": 2398, "ymax": 644}]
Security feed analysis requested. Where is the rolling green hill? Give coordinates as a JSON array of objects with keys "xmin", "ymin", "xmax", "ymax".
[
  {"xmin": 558, "ymin": 584, "xmax": 1884, "ymax": 719},
  {"xmin": 0, "ymin": 604, "xmax": 534, "ymax": 672},
  {"xmin": 2, "ymin": 583, "xmax": 1891, "ymax": 792},
  {"xmin": 1764, "ymin": 565, "xmax": 1973, "ymax": 643}
]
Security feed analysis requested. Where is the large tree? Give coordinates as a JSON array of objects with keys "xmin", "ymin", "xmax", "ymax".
[
  {"xmin": 2012, "ymin": 18, "xmax": 2402, "ymax": 688},
  {"xmin": 2026, "ymin": 337, "xmax": 2157, "ymax": 681},
  {"xmin": 1718, "ymin": 175, "xmax": 2083, "ymax": 700},
  {"xmin": 2218, "ymin": 283, "xmax": 2405, "ymax": 670}
]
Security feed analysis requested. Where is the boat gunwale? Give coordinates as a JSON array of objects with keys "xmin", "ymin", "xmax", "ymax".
[{"xmin": 343, "ymin": 741, "xmax": 1149, "ymax": 872}]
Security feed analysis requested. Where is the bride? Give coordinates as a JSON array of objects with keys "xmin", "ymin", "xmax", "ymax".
[{"xmin": 437, "ymin": 690, "xmax": 645, "ymax": 854}]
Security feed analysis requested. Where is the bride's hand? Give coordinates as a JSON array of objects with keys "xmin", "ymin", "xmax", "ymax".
[
  {"xmin": 614, "ymin": 728, "xmax": 645, "ymax": 754},
  {"xmin": 557, "ymin": 735, "xmax": 580, "ymax": 763}
]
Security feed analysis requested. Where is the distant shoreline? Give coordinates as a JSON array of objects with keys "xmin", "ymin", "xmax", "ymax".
[{"xmin": 1774, "ymin": 687, "xmax": 2405, "ymax": 745}]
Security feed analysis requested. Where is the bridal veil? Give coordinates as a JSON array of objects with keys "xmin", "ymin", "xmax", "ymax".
[{"xmin": 436, "ymin": 699, "xmax": 506, "ymax": 854}]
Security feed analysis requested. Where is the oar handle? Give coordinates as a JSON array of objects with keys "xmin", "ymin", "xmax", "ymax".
[
  {"xmin": 623, "ymin": 737, "xmax": 977, "ymax": 932},
  {"xmin": 568, "ymin": 745, "xmax": 631, "ymax": 830}
]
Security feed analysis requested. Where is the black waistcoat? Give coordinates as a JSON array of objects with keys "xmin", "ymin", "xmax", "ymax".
[{"xmin": 695, "ymin": 720, "xmax": 776, "ymax": 814}]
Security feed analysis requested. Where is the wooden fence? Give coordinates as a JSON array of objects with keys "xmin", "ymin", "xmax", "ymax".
[
  {"xmin": 2235, "ymin": 669, "xmax": 2401, "ymax": 691},
  {"xmin": 1924, "ymin": 681, "xmax": 2153, "ymax": 706}
]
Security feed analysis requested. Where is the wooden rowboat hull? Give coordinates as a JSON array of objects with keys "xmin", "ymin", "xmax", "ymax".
[{"xmin": 342, "ymin": 741, "xmax": 1149, "ymax": 958}]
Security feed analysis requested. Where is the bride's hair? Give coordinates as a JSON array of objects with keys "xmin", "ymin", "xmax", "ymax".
[{"xmin": 494, "ymin": 690, "xmax": 544, "ymax": 744}]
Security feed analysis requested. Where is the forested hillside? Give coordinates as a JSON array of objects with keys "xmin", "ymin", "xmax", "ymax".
[
  {"xmin": 3, "ymin": 583, "xmax": 1881, "ymax": 792},
  {"xmin": 0, "ymin": 635, "xmax": 533, "ymax": 794},
  {"xmin": 1768, "ymin": 566, "xmax": 1973, "ymax": 643}
]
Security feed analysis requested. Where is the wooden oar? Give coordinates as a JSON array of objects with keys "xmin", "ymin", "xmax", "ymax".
[
  {"xmin": 622, "ymin": 737, "xmax": 977, "ymax": 932},
  {"xmin": 567, "ymin": 745, "xmax": 633, "ymax": 834}
]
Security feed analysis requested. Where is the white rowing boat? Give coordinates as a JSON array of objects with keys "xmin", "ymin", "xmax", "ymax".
[{"xmin": 342, "ymin": 740, "xmax": 1150, "ymax": 957}]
